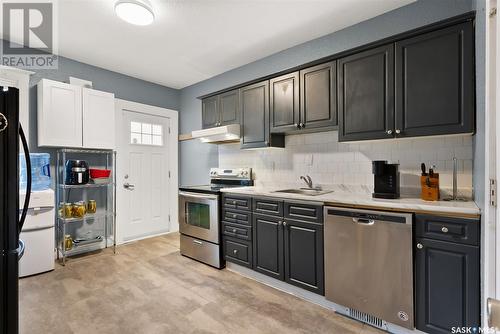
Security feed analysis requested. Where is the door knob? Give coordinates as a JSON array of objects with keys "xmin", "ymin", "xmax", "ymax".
[
  {"xmin": 123, "ymin": 182, "xmax": 135, "ymax": 190},
  {"xmin": 416, "ymin": 243, "xmax": 423, "ymax": 249},
  {"xmin": 386, "ymin": 130, "xmax": 393, "ymax": 135},
  {"xmin": 441, "ymin": 226, "xmax": 449, "ymax": 233},
  {"xmin": 294, "ymin": 123, "xmax": 299, "ymax": 128},
  {"xmin": 299, "ymin": 122, "xmax": 305, "ymax": 128},
  {"xmin": 395, "ymin": 129, "xmax": 401, "ymax": 134}
]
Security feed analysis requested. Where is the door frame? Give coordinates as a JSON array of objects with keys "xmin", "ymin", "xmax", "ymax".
[{"xmin": 115, "ymin": 98, "xmax": 178, "ymax": 244}]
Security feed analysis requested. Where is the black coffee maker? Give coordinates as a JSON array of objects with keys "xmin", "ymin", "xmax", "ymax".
[{"xmin": 372, "ymin": 160, "xmax": 400, "ymax": 199}]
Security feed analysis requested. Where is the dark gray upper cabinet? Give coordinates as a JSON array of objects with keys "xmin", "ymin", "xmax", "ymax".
[
  {"xmin": 270, "ymin": 72, "xmax": 300, "ymax": 133},
  {"xmin": 300, "ymin": 61, "xmax": 337, "ymax": 131},
  {"xmin": 284, "ymin": 218, "xmax": 324, "ymax": 295},
  {"xmin": 219, "ymin": 89, "xmax": 240, "ymax": 126},
  {"xmin": 395, "ymin": 22, "xmax": 474, "ymax": 137},
  {"xmin": 338, "ymin": 44, "xmax": 395, "ymax": 142},
  {"xmin": 202, "ymin": 90, "xmax": 240, "ymax": 129},
  {"xmin": 240, "ymin": 80, "xmax": 284, "ymax": 149},
  {"xmin": 253, "ymin": 214, "xmax": 284, "ymax": 280},
  {"xmin": 201, "ymin": 95, "xmax": 219, "ymax": 129},
  {"xmin": 415, "ymin": 237, "xmax": 480, "ymax": 334}
]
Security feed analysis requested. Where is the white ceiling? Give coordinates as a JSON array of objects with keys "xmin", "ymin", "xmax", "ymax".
[{"xmin": 10, "ymin": 0, "xmax": 415, "ymax": 89}]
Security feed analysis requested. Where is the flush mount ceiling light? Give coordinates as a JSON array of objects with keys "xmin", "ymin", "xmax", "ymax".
[{"xmin": 115, "ymin": 0, "xmax": 155, "ymax": 26}]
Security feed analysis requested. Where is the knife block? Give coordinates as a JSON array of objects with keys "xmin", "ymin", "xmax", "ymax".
[{"xmin": 420, "ymin": 174, "xmax": 440, "ymax": 201}]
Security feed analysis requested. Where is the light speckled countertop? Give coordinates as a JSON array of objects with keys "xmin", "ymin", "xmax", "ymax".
[{"xmin": 220, "ymin": 186, "xmax": 480, "ymax": 217}]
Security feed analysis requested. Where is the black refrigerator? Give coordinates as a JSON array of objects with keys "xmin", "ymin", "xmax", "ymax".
[{"xmin": 0, "ymin": 86, "xmax": 31, "ymax": 334}]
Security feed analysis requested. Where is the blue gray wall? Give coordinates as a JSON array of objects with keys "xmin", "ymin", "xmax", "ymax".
[
  {"xmin": 28, "ymin": 54, "xmax": 180, "ymax": 150},
  {"xmin": 179, "ymin": 0, "xmax": 475, "ymax": 186}
]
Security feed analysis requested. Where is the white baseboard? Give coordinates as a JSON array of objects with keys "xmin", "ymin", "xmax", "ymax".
[{"xmin": 119, "ymin": 229, "xmax": 172, "ymax": 245}]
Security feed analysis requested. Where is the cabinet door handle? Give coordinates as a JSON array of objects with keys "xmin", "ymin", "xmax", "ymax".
[
  {"xmin": 232, "ymin": 228, "xmax": 237, "ymax": 233},
  {"xmin": 395, "ymin": 129, "xmax": 401, "ymax": 134},
  {"xmin": 283, "ymin": 221, "xmax": 287, "ymax": 227},
  {"xmin": 416, "ymin": 243, "xmax": 423, "ymax": 249},
  {"xmin": 278, "ymin": 221, "xmax": 283, "ymax": 226},
  {"xmin": 232, "ymin": 214, "xmax": 237, "ymax": 218},
  {"xmin": 233, "ymin": 249, "xmax": 238, "ymax": 254},
  {"xmin": 299, "ymin": 122, "xmax": 305, "ymax": 128},
  {"xmin": 0, "ymin": 113, "xmax": 7, "ymax": 133},
  {"xmin": 294, "ymin": 123, "xmax": 299, "ymax": 128},
  {"xmin": 441, "ymin": 226, "xmax": 449, "ymax": 233},
  {"xmin": 386, "ymin": 129, "xmax": 393, "ymax": 135}
]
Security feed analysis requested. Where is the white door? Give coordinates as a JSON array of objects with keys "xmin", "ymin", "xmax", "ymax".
[
  {"xmin": 37, "ymin": 79, "xmax": 82, "ymax": 147},
  {"xmin": 117, "ymin": 110, "xmax": 171, "ymax": 242},
  {"xmin": 82, "ymin": 88, "xmax": 115, "ymax": 149}
]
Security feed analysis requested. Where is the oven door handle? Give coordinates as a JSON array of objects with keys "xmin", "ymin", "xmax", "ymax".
[{"xmin": 179, "ymin": 191, "xmax": 218, "ymax": 200}]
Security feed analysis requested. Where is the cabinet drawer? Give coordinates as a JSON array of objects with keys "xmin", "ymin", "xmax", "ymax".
[
  {"xmin": 222, "ymin": 222, "xmax": 252, "ymax": 241},
  {"xmin": 284, "ymin": 202, "xmax": 323, "ymax": 223},
  {"xmin": 222, "ymin": 209, "xmax": 251, "ymax": 226},
  {"xmin": 253, "ymin": 197, "xmax": 283, "ymax": 216},
  {"xmin": 415, "ymin": 214, "xmax": 479, "ymax": 246},
  {"xmin": 223, "ymin": 237, "xmax": 252, "ymax": 268},
  {"xmin": 223, "ymin": 195, "xmax": 251, "ymax": 211}
]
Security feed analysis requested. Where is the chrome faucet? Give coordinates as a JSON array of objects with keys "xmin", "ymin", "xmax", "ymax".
[{"xmin": 300, "ymin": 175, "xmax": 313, "ymax": 189}]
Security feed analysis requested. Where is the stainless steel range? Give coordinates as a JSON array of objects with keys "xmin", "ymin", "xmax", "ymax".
[{"xmin": 179, "ymin": 168, "xmax": 252, "ymax": 268}]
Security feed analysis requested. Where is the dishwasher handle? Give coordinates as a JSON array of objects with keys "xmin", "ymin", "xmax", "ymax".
[{"xmin": 352, "ymin": 217, "xmax": 375, "ymax": 225}]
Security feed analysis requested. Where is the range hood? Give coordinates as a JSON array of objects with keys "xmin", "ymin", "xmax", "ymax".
[{"xmin": 191, "ymin": 124, "xmax": 240, "ymax": 143}]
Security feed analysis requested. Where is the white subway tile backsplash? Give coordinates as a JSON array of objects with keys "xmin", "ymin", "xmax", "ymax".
[{"xmin": 219, "ymin": 132, "xmax": 474, "ymax": 193}]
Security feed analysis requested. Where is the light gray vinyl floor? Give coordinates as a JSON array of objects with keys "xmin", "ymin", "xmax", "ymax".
[{"xmin": 19, "ymin": 232, "xmax": 383, "ymax": 334}]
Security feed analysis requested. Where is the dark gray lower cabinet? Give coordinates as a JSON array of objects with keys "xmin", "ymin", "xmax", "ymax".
[
  {"xmin": 415, "ymin": 237, "xmax": 480, "ymax": 334},
  {"xmin": 224, "ymin": 236, "xmax": 252, "ymax": 268},
  {"xmin": 253, "ymin": 214, "xmax": 284, "ymax": 280},
  {"xmin": 251, "ymin": 198, "xmax": 324, "ymax": 295},
  {"xmin": 284, "ymin": 219, "xmax": 324, "ymax": 294}
]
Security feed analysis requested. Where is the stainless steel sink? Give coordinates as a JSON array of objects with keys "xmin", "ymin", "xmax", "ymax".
[{"xmin": 273, "ymin": 188, "xmax": 333, "ymax": 196}]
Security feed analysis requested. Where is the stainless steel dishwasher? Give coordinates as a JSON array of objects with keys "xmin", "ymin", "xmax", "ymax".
[{"xmin": 324, "ymin": 207, "xmax": 414, "ymax": 329}]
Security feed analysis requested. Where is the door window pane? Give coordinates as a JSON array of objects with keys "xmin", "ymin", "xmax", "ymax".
[
  {"xmin": 130, "ymin": 121, "xmax": 164, "ymax": 146},
  {"xmin": 131, "ymin": 121, "xmax": 141, "ymax": 133},
  {"xmin": 142, "ymin": 133, "xmax": 152, "ymax": 145},
  {"xmin": 186, "ymin": 203, "xmax": 210, "ymax": 229},
  {"xmin": 152, "ymin": 124, "xmax": 162, "ymax": 135},
  {"xmin": 131, "ymin": 132, "xmax": 141, "ymax": 144},
  {"xmin": 142, "ymin": 123, "xmax": 152, "ymax": 134}
]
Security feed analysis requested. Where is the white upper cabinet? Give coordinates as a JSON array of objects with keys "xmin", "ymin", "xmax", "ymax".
[
  {"xmin": 37, "ymin": 79, "xmax": 82, "ymax": 147},
  {"xmin": 37, "ymin": 79, "xmax": 116, "ymax": 149},
  {"xmin": 82, "ymin": 88, "xmax": 115, "ymax": 149}
]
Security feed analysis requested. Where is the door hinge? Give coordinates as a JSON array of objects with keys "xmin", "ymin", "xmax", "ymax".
[
  {"xmin": 168, "ymin": 214, "xmax": 171, "ymax": 222},
  {"xmin": 168, "ymin": 171, "xmax": 171, "ymax": 178},
  {"xmin": 490, "ymin": 7, "xmax": 497, "ymax": 18},
  {"xmin": 168, "ymin": 127, "xmax": 171, "ymax": 134},
  {"xmin": 490, "ymin": 179, "xmax": 497, "ymax": 207}
]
